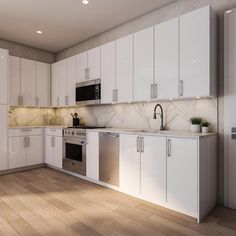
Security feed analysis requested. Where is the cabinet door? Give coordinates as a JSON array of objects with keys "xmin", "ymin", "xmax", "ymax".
[
  {"xmin": 180, "ymin": 6, "xmax": 211, "ymax": 98},
  {"xmin": 27, "ymin": 135, "xmax": 43, "ymax": 166},
  {"xmin": 9, "ymin": 56, "xmax": 21, "ymax": 106},
  {"xmin": 86, "ymin": 132, "xmax": 99, "ymax": 180},
  {"xmin": 88, "ymin": 47, "xmax": 101, "ymax": 80},
  {"xmin": 59, "ymin": 60, "xmax": 68, "ymax": 106},
  {"xmin": 155, "ymin": 18, "xmax": 179, "ymax": 99},
  {"xmin": 101, "ymin": 41, "xmax": 116, "ymax": 104},
  {"xmin": 36, "ymin": 62, "xmax": 50, "ymax": 107},
  {"xmin": 0, "ymin": 49, "xmax": 8, "ymax": 105},
  {"xmin": 77, "ymin": 51, "xmax": 87, "ymax": 81},
  {"xmin": 45, "ymin": 135, "xmax": 54, "ymax": 165},
  {"xmin": 141, "ymin": 136, "xmax": 166, "ymax": 203},
  {"xmin": 116, "ymin": 35, "xmax": 133, "ymax": 103},
  {"xmin": 21, "ymin": 58, "xmax": 36, "ymax": 106},
  {"xmin": 134, "ymin": 27, "xmax": 154, "ymax": 102},
  {"xmin": 54, "ymin": 136, "xmax": 63, "ymax": 168},
  {"xmin": 51, "ymin": 62, "xmax": 60, "ymax": 107},
  {"xmin": 9, "ymin": 137, "xmax": 27, "ymax": 169},
  {"xmin": 119, "ymin": 134, "xmax": 140, "ymax": 196},
  {"xmin": 167, "ymin": 138, "xmax": 198, "ymax": 214},
  {"xmin": 0, "ymin": 105, "xmax": 8, "ymax": 171},
  {"xmin": 67, "ymin": 56, "xmax": 77, "ymax": 106}
]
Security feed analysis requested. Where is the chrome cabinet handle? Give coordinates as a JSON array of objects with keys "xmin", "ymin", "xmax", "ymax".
[
  {"xmin": 115, "ymin": 89, "xmax": 118, "ymax": 102},
  {"xmin": 65, "ymin": 96, "xmax": 69, "ymax": 106},
  {"xmin": 17, "ymin": 96, "xmax": 21, "ymax": 105},
  {"xmin": 141, "ymin": 137, "xmax": 144, "ymax": 153},
  {"xmin": 21, "ymin": 96, "xmax": 23, "ymax": 105},
  {"xmin": 150, "ymin": 84, "xmax": 154, "ymax": 99},
  {"xmin": 180, "ymin": 80, "xmax": 184, "ymax": 97},
  {"xmin": 57, "ymin": 97, "xmax": 59, "ymax": 106},
  {"xmin": 167, "ymin": 139, "xmax": 171, "ymax": 157},
  {"xmin": 18, "ymin": 96, "xmax": 23, "ymax": 105},
  {"xmin": 21, "ymin": 129, "xmax": 32, "ymax": 132},
  {"xmin": 154, "ymin": 84, "xmax": 158, "ymax": 98},
  {"xmin": 24, "ymin": 137, "xmax": 27, "ymax": 148},
  {"xmin": 51, "ymin": 137, "xmax": 53, "ymax": 147},
  {"xmin": 27, "ymin": 137, "xmax": 30, "ymax": 147},
  {"xmin": 113, "ymin": 89, "xmax": 116, "ymax": 102},
  {"xmin": 85, "ymin": 68, "xmax": 90, "ymax": 80},
  {"xmin": 35, "ymin": 97, "xmax": 39, "ymax": 107},
  {"xmin": 137, "ymin": 137, "xmax": 140, "ymax": 152}
]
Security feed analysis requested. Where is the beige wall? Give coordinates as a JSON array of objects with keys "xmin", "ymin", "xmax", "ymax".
[{"xmin": 0, "ymin": 39, "xmax": 55, "ymax": 63}]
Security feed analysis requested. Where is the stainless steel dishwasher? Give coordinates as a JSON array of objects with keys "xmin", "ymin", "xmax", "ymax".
[{"xmin": 99, "ymin": 132, "xmax": 119, "ymax": 187}]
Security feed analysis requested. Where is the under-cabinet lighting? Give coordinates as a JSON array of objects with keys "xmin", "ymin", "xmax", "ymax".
[
  {"xmin": 36, "ymin": 30, "xmax": 42, "ymax": 34},
  {"xmin": 196, "ymin": 97, "xmax": 200, "ymax": 99}
]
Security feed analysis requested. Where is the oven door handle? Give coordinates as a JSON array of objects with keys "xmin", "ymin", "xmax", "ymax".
[{"xmin": 64, "ymin": 138, "xmax": 86, "ymax": 145}]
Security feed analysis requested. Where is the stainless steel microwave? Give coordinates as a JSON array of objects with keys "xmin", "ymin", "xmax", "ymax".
[{"xmin": 76, "ymin": 79, "xmax": 101, "ymax": 105}]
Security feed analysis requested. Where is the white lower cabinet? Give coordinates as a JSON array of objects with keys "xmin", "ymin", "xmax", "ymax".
[
  {"xmin": 9, "ymin": 128, "xmax": 44, "ymax": 169},
  {"xmin": 86, "ymin": 131, "xmax": 99, "ymax": 180},
  {"xmin": 166, "ymin": 138, "xmax": 198, "ymax": 215},
  {"xmin": 120, "ymin": 134, "xmax": 140, "ymax": 196},
  {"xmin": 9, "ymin": 137, "xmax": 27, "ymax": 169},
  {"xmin": 0, "ymin": 105, "xmax": 8, "ymax": 171},
  {"xmin": 27, "ymin": 135, "xmax": 44, "ymax": 166},
  {"xmin": 119, "ymin": 134, "xmax": 166, "ymax": 203},
  {"xmin": 45, "ymin": 129, "xmax": 63, "ymax": 169}
]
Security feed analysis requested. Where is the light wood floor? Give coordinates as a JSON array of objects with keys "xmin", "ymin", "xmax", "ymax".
[{"xmin": 0, "ymin": 168, "xmax": 235, "ymax": 236}]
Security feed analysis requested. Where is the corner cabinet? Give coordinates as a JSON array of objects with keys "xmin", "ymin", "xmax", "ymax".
[
  {"xmin": 45, "ymin": 128, "xmax": 63, "ymax": 169},
  {"xmin": 9, "ymin": 56, "xmax": 51, "ymax": 107},
  {"xmin": 8, "ymin": 128, "xmax": 44, "ymax": 169}
]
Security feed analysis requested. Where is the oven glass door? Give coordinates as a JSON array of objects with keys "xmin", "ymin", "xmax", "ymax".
[{"xmin": 64, "ymin": 139, "xmax": 85, "ymax": 162}]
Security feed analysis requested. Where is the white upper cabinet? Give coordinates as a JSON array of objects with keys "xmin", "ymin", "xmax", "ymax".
[
  {"xmin": 167, "ymin": 137, "xmax": 198, "ymax": 215},
  {"xmin": 101, "ymin": 41, "xmax": 116, "ymax": 104},
  {"xmin": 116, "ymin": 35, "xmax": 133, "ymax": 103},
  {"xmin": 134, "ymin": 27, "xmax": 154, "ymax": 102},
  {"xmin": 179, "ymin": 5, "xmax": 216, "ymax": 98},
  {"xmin": 35, "ymin": 62, "xmax": 50, "ymax": 107},
  {"xmin": 88, "ymin": 46, "xmax": 101, "ymax": 80},
  {"xmin": 0, "ymin": 105, "xmax": 8, "ymax": 171},
  {"xmin": 0, "ymin": 49, "xmax": 8, "ymax": 105},
  {"xmin": 59, "ymin": 59, "xmax": 68, "ymax": 106},
  {"xmin": 9, "ymin": 56, "xmax": 21, "ymax": 106},
  {"xmin": 77, "ymin": 51, "xmax": 88, "ymax": 82},
  {"xmin": 67, "ymin": 55, "xmax": 77, "ymax": 106},
  {"xmin": 51, "ymin": 62, "xmax": 60, "ymax": 107},
  {"xmin": 155, "ymin": 17, "xmax": 179, "ymax": 100},
  {"xmin": 21, "ymin": 58, "xmax": 36, "ymax": 107}
]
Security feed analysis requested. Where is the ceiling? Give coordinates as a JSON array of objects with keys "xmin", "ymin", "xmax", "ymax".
[{"xmin": 0, "ymin": 0, "xmax": 177, "ymax": 52}]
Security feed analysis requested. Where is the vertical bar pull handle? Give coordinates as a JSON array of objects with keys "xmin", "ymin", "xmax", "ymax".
[
  {"xmin": 27, "ymin": 137, "xmax": 30, "ymax": 147},
  {"xmin": 141, "ymin": 137, "xmax": 144, "ymax": 153},
  {"xmin": 154, "ymin": 84, "xmax": 158, "ymax": 98},
  {"xmin": 180, "ymin": 80, "xmax": 184, "ymax": 97},
  {"xmin": 137, "ymin": 137, "xmax": 140, "ymax": 153},
  {"xmin": 150, "ymin": 84, "xmax": 154, "ymax": 99},
  {"xmin": 167, "ymin": 139, "xmax": 171, "ymax": 157}
]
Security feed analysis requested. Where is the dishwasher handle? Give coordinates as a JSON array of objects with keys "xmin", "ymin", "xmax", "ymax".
[{"xmin": 99, "ymin": 132, "xmax": 119, "ymax": 138}]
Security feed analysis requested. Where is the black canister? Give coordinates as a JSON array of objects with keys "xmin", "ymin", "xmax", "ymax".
[{"xmin": 73, "ymin": 117, "xmax": 80, "ymax": 127}]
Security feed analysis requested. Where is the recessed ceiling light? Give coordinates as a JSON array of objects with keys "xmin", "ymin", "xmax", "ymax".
[
  {"xmin": 82, "ymin": 0, "xmax": 89, "ymax": 5},
  {"xmin": 36, "ymin": 30, "xmax": 42, "ymax": 34},
  {"xmin": 226, "ymin": 9, "xmax": 232, "ymax": 14}
]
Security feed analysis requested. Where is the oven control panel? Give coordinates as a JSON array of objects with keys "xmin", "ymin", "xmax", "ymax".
[{"xmin": 64, "ymin": 128, "xmax": 86, "ymax": 138}]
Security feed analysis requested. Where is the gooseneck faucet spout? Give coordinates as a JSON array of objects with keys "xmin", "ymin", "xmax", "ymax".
[{"xmin": 153, "ymin": 104, "xmax": 165, "ymax": 131}]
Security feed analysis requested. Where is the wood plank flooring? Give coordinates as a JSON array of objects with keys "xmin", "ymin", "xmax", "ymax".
[{"xmin": 0, "ymin": 167, "xmax": 235, "ymax": 236}]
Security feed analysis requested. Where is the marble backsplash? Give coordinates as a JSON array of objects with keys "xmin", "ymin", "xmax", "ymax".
[{"xmin": 9, "ymin": 98, "xmax": 217, "ymax": 132}]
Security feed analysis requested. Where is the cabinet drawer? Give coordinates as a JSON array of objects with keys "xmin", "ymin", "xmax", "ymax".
[
  {"xmin": 45, "ymin": 128, "xmax": 63, "ymax": 137},
  {"xmin": 9, "ymin": 128, "xmax": 43, "ymax": 137}
]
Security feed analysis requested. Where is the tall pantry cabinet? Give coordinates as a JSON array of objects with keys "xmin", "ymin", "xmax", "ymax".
[{"xmin": 0, "ymin": 49, "xmax": 9, "ymax": 171}]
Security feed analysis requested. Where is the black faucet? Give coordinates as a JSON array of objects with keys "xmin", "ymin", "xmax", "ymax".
[{"xmin": 153, "ymin": 104, "xmax": 165, "ymax": 131}]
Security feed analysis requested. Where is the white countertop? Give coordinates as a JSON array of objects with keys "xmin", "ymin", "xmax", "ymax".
[{"xmin": 9, "ymin": 126, "xmax": 216, "ymax": 138}]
